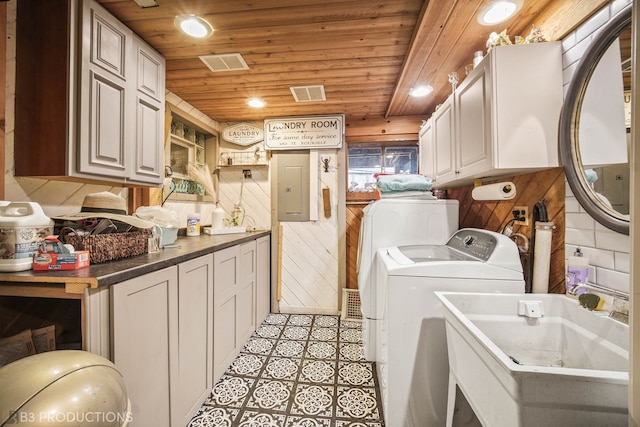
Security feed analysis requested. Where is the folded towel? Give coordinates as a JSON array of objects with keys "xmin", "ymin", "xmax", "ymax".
[
  {"xmin": 379, "ymin": 190, "xmax": 434, "ymax": 199},
  {"xmin": 376, "ymin": 174, "xmax": 433, "ymax": 193}
]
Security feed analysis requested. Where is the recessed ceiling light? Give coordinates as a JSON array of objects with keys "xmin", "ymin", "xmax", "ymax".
[
  {"xmin": 477, "ymin": 0, "xmax": 523, "ymax": 26},
  {"xmin": 247, "ymin": 98, "xmax": 266, "ymax": 108},
  {"xmin": 175, "ymin": 14, "xmax": 214, "ymax": 38},
  {"xmin": 409, "ymin": 85, "xmax": 433, "ymax": 97}
]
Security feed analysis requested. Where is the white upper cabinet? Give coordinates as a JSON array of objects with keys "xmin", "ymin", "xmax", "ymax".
[
  {"xmin": 433, "ymin": 95, "xmax": 456, "ymax": 183},
  {"xmin": 15, "ymin": 0, "xmax": 165, "ymax": 186},
  {"xmin": 456, "ymin": 60, "xmax": 490, "ymax": 179},
  {"xmin": 132, "ymin": 41, "xmax": 166, "ymax": 184},
  {"xmin": 77, "ymin": 1, "xmax": 132, "ymax": 181},
  {"xmin": 424, "ymin": 42, "xmax": 562, "ymax": 188},
  {"xmin": 418, "ymin": 120, "xmax": 434, "ymax": 177}
]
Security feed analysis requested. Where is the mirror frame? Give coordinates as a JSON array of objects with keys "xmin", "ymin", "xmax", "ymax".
[{"xmin": 559, "ymin": 4, "xmax": 632, "ymax": 235}]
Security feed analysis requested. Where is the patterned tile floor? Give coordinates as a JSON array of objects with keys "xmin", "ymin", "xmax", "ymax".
[{"xmin": 188, "ymin": 313, "xmax": 385, "ymax": 427}]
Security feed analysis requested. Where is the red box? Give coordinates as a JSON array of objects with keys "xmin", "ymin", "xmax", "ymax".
[{"xmin": 32, "ymin": 251, "xmax": 90, "ymax": 270}]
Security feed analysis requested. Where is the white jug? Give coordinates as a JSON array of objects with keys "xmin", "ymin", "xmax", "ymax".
[{"xmin": 0, "ymin": 202, "xmax": 54, "ymax": 272}]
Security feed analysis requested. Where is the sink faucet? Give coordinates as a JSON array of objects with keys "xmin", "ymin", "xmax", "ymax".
[{"xmin": 567, "ymin": 283, "xmax": 629, "ymax": 325}]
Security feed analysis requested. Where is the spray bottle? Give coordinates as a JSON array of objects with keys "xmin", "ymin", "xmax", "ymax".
[{"xmin": 566, "ymin": 247, "xmax": 589, "ymax": 296}]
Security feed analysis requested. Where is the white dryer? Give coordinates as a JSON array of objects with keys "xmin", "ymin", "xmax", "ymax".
[
  {"xmin": 356, "ymin": 198, "xmax": 458, "ymax": 361},
  {"xmin": 375, "ymin": 228, "xmax": 525, "ymax": 427}
]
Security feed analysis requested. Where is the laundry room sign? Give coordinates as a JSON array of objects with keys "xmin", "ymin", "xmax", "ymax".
[
  {"xmin": 264, "ymin": 115, "xmax": 344, "ymax": 150},
  {"xmin": 222, "ymin": 122, "xmax": 264, "ymax": 146}
]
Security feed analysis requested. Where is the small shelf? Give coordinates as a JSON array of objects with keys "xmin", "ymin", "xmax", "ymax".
[
  {"xmin": 219, "ymin": 150, "xmax": 268, "ymax": 167},
  {"xmin": 218, "ymin": 164, "xmax": 268, "ymax": 168},
  {"xmin": 169, "ymin": 117, "xmax": 211, "ymax": 176},
  {"xmin": 171, "ymin": 119, "xmax": 208, "ymax": 146}
]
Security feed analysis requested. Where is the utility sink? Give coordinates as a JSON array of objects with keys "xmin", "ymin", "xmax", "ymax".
[{"xmin": 436, "ymin": 292, "xmax": 629, "ymax": 427}]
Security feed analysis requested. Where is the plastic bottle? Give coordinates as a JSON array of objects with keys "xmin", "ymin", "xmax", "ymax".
[
  {"xmin": 0, "ymin": 202, "xmax": 53, "ymax": 272},
  {"xmin": 186, "ymin": 213, "xmax": 201, "ymax": 236},
  {"xmin": 473, "ymin": 50, "xmax": 484, "ymax": 68},
  {"xmin": 566, "ymin": 248, "xmax": 589, "ymax": 295},
  {"xmin": 211, "ymin": 204, "xmax": 225, "ymax": 230}
]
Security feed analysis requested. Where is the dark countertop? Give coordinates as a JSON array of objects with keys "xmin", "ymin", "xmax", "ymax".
[{"xmin": 0, "ymin": 230, "xmax": 271, "ymax": 290}]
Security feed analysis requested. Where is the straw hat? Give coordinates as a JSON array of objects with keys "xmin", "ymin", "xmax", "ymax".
[{"xmin": 54, "ymin": 192, "xmax": 155, "ymax": 229}]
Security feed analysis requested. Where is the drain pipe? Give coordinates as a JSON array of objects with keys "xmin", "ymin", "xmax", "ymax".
[{"xmin": 528, "ymin": 200, "xmax": 555, "ymax": 293}]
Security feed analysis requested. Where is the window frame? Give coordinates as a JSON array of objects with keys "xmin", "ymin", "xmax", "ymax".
[{"xmin": 346, "ymin": 140, "xmax": 419, "ymax": 202}]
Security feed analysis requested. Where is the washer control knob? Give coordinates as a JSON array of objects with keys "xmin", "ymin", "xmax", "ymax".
[{"xmin": 463, "ymin": 235, "xmax": 475, "ymax": 246}]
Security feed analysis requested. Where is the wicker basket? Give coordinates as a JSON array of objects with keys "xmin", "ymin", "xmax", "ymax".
[{"xmin": 60, "ymin": 229, "xmax": 152, "ymax": 264}]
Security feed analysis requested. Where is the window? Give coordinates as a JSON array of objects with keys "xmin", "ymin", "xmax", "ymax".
[{"xmin": 347, "ymin": 145, "xmax": 418, "ymax": 193}]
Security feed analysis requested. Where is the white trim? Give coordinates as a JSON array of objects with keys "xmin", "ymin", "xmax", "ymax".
[{"xmin": 310, "ymin": 150, "xmax": 319, "ymax": 221}]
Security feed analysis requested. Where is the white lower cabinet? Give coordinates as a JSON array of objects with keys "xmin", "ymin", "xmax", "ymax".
[
  {"xmin": 109, "ymin": 236, "xmax": 270, "ymax": 426},
  {"xmin": 256, "ymin": 236, "xmax": 271, "ymax": 326},
  {"xmin": 112, "ymin": 266, "xmax": 176, "ymax": 427},
  {"xmin": 213, "ymin": 240, "xmax": 257, "ymax": 381},
  {"xmin": 170, "ymin": 255, "xmax": 214, "ymax": 427},
  {"xmin": 112, "ymin": 255, "xmax": 213, "ymax": 427}
]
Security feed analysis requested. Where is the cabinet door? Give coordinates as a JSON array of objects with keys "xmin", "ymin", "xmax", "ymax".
[
  {"xmin": 213, "ymin": 241, "xmax": 259, "ymax": 381},
  {"xmin": 456, "ymin": 61, "xmax": 491, "ymax": 178},
  {"xmin": 112, "ymin": 267, "xmax": 177, "ymax": 427},
  {"xmin": 170, "ymin": 255, "xmax": 214, "ymax": 427},
  {"xmin": 491, "ymin": 42, "xmax": 562, "ymax": 169},
  {"xmin": 130, "ymin": 40, "xmax": 165, "ymax": 185},
  {"xmin": 238, "ymin": 240, "xmax": 257, "ymax": 344},
  {"xmin": 213, "ymin": 245, "xmax": 241, "ymax": 381},
  {"xmin": 256, "ymin": 236, "xmax": 271, "ymax": 326},
  {"xmin": 433, "ymin": 96, "xmax": 456, "ymax": 183},
  {"xmin": 418, "ymin": 120, "xmax": 435, "ymax": 178},
  {"xmin": 77, "ymin": 0, "xmax": 133, "ymax": 180}
]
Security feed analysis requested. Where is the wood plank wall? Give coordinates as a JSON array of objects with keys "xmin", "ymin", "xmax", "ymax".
[
  {"xmin": 346, "ymin": 168, "xmax": 566, "ymax": 294},
  {"xmin": 447, "ymin": 168, "xmax": 566, "ymax": 294},
  {"xmin": 346, "ymin": 202, "xmax": 369, "ymax": 289}
]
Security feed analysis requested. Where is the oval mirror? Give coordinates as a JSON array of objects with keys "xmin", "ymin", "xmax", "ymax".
[{"xmin": 559, "ymin": 5, "xmax": 632, "ymax": 235}]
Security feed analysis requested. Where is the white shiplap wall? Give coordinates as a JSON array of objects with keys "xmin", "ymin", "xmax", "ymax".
[
  {"xmin": 214, "ymin": 122, "xmax": 271, "ymax": 231},
  {"xmin": 163, "ymin": 94, "xmax": 272, "ymax": 231},
  {"xmin": 216, "ymin": 165, "xmax": 271, "ymax": 231},
  {"xmin": 562, "ymin": 0, "xmax": 631, "ymax": 295},
  {"xmin": 279, "ymin": 149, "xmax": 341, "ymax": 314}
]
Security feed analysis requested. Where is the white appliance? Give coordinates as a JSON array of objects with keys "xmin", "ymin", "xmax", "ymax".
[
  {"xmin": 357, "ymin": 198, "xmax": 459, "ymax": 361},
  {"xmin": 375, "ymin": 228, "xmax": 525, "ymax": 427}
]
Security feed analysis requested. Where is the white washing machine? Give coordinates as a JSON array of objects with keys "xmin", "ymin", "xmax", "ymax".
[
  {"xmin": 357, "ymin": 198, "xmax": 459, "ymax": 361},
  {"xmin": 375, "ymin": 228, "xmax": 525, "ymax": 427}
]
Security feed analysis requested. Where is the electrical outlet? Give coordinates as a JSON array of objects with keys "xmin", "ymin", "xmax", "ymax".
[
  {"xmin": 243, "ymin": 169, "xmax": 252, "ymax": 178},
  {"xmin": 513, "ymin": 206, "xmax": 529, "ymax": 226}
]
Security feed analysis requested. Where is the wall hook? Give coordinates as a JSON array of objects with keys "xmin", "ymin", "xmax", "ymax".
[{"xmin": 321, "ymin": 157, "xmax": 331, "ymax": 173}]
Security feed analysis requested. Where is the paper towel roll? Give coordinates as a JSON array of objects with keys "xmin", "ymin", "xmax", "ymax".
[
  {"xmin": 532, "ymin": 221, "xmax": 555, "ymax": 294},
  {"xmin": 471, "ymin": 182, "xmax": 516, "ymax": 200}
]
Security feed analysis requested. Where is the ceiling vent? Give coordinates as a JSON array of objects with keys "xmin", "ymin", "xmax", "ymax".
[
  {"xmin": 199, "ymin": 53, "xmax": 249, "ymax": 72},
  {"xmin": 133, "ymin": 0, "xmax": 158, "ymax": 7},
  {"xmin": 290, "ymin": 85, "xmax": 326, "ymax": 102}
]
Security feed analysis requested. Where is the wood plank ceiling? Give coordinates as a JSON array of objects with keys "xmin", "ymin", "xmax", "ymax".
[{"xmin": 97, "ymin": 0, "xmax": 608, "ymax": 124}]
